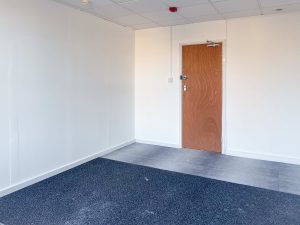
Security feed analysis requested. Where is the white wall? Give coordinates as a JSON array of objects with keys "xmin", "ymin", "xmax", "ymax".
[
  {"xmin": 135, "ymin": 13, "xmax": 300, "ymax": 164},
  {"xmin": 226, "ymin": 13, "xmax": 300, "ymax": 164},
  {"xmin": 135, "ymin": 28, "xmax": 177, "ymax": 147},
  {"xmin": 0, "ymin": 45, "xmax": 10, "ymax": 189},
  {"xmin": 0, "ymin": 0, "xmax": 134, "ymax": 192}
]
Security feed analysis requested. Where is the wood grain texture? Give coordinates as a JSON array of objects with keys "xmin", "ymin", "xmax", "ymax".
[{"xmin": 182, "ymin": 44, "xmax": 222, "ymax": 152}]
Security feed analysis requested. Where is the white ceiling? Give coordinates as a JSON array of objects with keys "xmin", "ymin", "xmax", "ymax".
[{"xmin": 53, "ymin": 0, "xmax": 300, "ymax": 29}]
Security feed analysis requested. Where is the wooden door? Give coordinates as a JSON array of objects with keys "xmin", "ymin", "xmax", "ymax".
[{"xmin": 182, "ymin": 43, "xmax": 222, "ymax": 153}]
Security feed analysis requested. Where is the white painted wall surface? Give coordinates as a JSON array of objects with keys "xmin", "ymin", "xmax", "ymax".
[
  {"xmin": 226, "ymin": 13, "xmax": 300, "ymax": 164},
  {"xmin": 135, "ymin": 28, "xmax": 177, "ymax": 147},
  {"xmin": 0, "ymin": 46, "xmax": 10, "ymax": 189},
  {"xmin": 0, "ymin": 0, "xmax": 134, "ymax": 191},
  {"xmin": 135, "ymin": 13, "xmax": 300, "ymax": 164}
]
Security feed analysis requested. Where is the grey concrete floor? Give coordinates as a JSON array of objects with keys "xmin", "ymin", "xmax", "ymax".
[{"xmin": 103, "ymin": 143, "xmax": 300, "ymax": 195}]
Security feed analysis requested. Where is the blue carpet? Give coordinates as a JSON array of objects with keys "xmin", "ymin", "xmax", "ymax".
[{"xmin": 0, "ymin": 158, "xmax": 300, "ymax": 225}]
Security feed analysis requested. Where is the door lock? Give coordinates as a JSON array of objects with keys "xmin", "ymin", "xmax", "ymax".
[{"xmin": 180, "ymin": 75, "xmax": 188, "ymax": 80}]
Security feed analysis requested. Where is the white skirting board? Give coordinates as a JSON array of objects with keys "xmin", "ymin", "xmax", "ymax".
[
  {"xmin": 135, "ymin": 139, "xmax": 181, "ymax": 149},
  {"xmin": 226, "ymin": 148, "xmax": 300, "ymax": 166},
  {"xmin": 136, "ymin": 140, "xmax": 300, "ymax": 166},
  {"xmin": 0, "ymin": 140, "xmax": 135, "ymax": 198}
]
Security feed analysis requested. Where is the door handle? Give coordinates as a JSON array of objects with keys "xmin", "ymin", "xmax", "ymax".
[{"xmin": 183, "ymin": 84, "xmax": 187, "ymax": 92}]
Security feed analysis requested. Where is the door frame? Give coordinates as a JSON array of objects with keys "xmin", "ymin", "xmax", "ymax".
[{"xmin": 178, "ymin": 40, "xmax": 227, "ymax": 154}]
